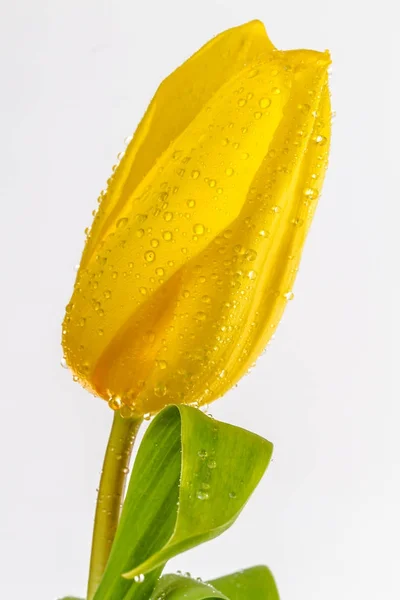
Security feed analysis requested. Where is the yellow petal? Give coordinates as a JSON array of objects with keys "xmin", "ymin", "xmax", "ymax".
[
  {"xmin": 62, "ymin": 23, "xmax": 331, "ymax": 415},
  {"xmin": 125, "ymin": 52, "xmax": 331, "ymax": 413},
  {"xmin": 81, "ymin": 20, "xmax": 274, "ymax": 271},
  {"xmin": 64, "ymin": 49, "xmax": 290, "ymax": 399}
]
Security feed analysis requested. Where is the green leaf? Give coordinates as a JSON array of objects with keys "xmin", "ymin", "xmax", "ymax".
[
  {"xmin": 209, "ymin": 566, "xmax": 280, "ymax": 599},
  {"xmin": 149, "ymin": 566, "xmax": 280, "ymax": 600},
  {"xmin": 94, "ymin": 405, "xmax": 272, "ymax": 600},
  {"xmin": 150, "ymin": 574, "xmax": 229, "ymax": 599}
]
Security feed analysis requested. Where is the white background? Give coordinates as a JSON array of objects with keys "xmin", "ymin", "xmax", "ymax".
[{"xmin": 0, "ymin": 1, "xmax": 398, "ymax": 599}]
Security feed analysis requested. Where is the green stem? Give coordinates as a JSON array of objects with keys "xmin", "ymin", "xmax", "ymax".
[{"xmin": 87, "ymin": 411, "xmax": 143, "ymax": 600}]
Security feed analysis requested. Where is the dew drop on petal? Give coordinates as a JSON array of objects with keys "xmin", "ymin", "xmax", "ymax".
[
  {"xmin": 314, "ymin": 134, "xmax": 327, "ymax": 146},
  {"xmin": 154, "ymin": 382, "xmax": 167, "ymax": 397},
  {"xmin": 193, "ymin": 223, "xmax": 205, "ymax": 235},
  {"xmin": 116, "ymin": 217, "xmax": 128, "ymax": 229},
  {"xmin": 259, "ymin": 97, "xmax": 271, "ymax": 109},
  {"xmin": 145, "ymin": 250, "xmax": 156, "ymax": 262},
  {"xmin": 108, "ymin": 395, "xmax": 122, "ymax": 410},
  {"xmin": 284, "ymin": 291, "xmax": 295, "ymax": 301}
]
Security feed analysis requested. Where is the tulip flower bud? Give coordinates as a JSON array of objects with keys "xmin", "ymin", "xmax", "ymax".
[{"xmin": 62, "ymin": 20, "xmax": 331, "ymax": 415}]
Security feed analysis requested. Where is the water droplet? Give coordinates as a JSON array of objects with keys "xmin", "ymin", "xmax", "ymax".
[
  {"xmin": 134, "ymin": 574, "xmax": 145, "ymax": 583},
  {"xmin": 234, "ymin": 244, "xmax": 245, "ymax": 255},
  {"xmin": 229, "ymin": 491, "xmax": 237, "ymax": 499},
  {"xmin": 237, "ymin": 98, "xmax": 247, "ymax": 107},
  {"xmin": 108, "ymin": 395, "xmax": 122, "ymax": 410},
  {"xmin": 162, "ymin": 231, "xmax": 173, "ymax": 241},
  {"xmin": 112, "ymin": 271, "xmax": 118, "ymax": 280},
  {"xmin": 163, "ymin": 211, "xmax": 173, "ymax": 222},
  {"xmin": 191, "ymin": 170, "xmax": 200, "ymax": 179},
  {"xmin": 187, "ymin": 199, "xmax": 196, "ymax": 208},
  {"xmin": 156, "ymin": 267, "xmax": 164, "ymax": 276},
  {"xmin": 241, "ymin": 152, "xmax": 249, "ymax": 160},
  {"xmin": 259, "ymin": 97, "xmax": 271, "ymax": 109},
  {"xmin": 136, "ymin": 228, "xmax": 145, "ymax": 238},
  {"xmin": 208, "ymin": 179, "xmax": 216, "ymax": 188},
  {"xmin": 201, "ymin": 295, "xmax": 211, "ymax": 304},
  {"xmin": 303, "ymin": 187, "xmax": 319, "ymax": 200},
  {"xmin": 272, "ymin": 87, "xmax": 281, "ymax": 95},
  {"xmin": 245, "ymin": 249, "xmax": 257, "ymax": 261},
  {"xmin": 198, "ymin": 449, "xmax": 208, "ymax": 459},
  {"xmin": 116, "ymin": 217, "xmax": 128, "ymax": 229},
  {"xmin": 248, "ymin": 68, "xmax": 259, "ymax": 78},
  {"xmin": 196, "ymin": 490, "xmax": 209, "ymax": 500},
  {"xmin": 139, "ymin": 286, "xmax": 148, "ymax": 295},
  {"xmin": 193, "ymin": 223, "xmax": 205, "ymax": 235},
  {"xmin": 104, "ymin": 290, "xmax": 112, "ymax": 299},
  {"xmin": 151, "ymin": 238, "xmax": 159, "ymax": 248},
  {"xmin": 314, "ymin": 134, "xmax": 327, "ymax": 146},
  {"xmin": 120, "ymin": 405, "xmax": 134, "ymax": 419},
  {"xmin": 248, "ymin": 270, "xmax": 257, "ymax": 280},
  {"xmin": 291, "ymin": 217, "xmax": 304, "ymax": 227},
  {"xmin": 196, "ymin": 311, "xmax": 207, "ymax": 321},
  {"xmin": 298, "ymin": 103, "xmax": 311, "ymax": 114},
  {"xmin": 254, "ymin": 111, "xmax": 262, "ymax": 119},
  {"xmin": 284, "ymin": 291, "xmax": 295, "ymax": 301},
  {"xmin": 207, "ymin": 459, "xmax": 217, "ymax": 469},
  {"xmin": 225, "ymin": 167, "xmax": 234, "ymax": 177},
  {"xmin": 60, "ymin": 357, "xmax": 68, "ymax": 369},
  {"xmin": 145, "ymin": 250, "xmax": 156, "ymax": 262},
  {"xmin": 136, "ymin": 213, "xmax": 148, "ymax": 224},
  {"xmin": 97, "ymin": 328, "xmax": 104, "ymax": 336},
  {"xmin": 154, "ymin": 382, "xmax": 167, "ymax": 397},
  {"xmin": 78, "ymin": 317, "xmax": 86, "ymax": 327},
  {"xmin": 157, "ymin": 360, "xmax": 167, "ymax": 370}
]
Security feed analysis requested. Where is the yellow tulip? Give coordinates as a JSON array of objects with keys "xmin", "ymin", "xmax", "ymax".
[{"xmin": 62, "ymin": 20, "xmax": 331, "ymax": 415}]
